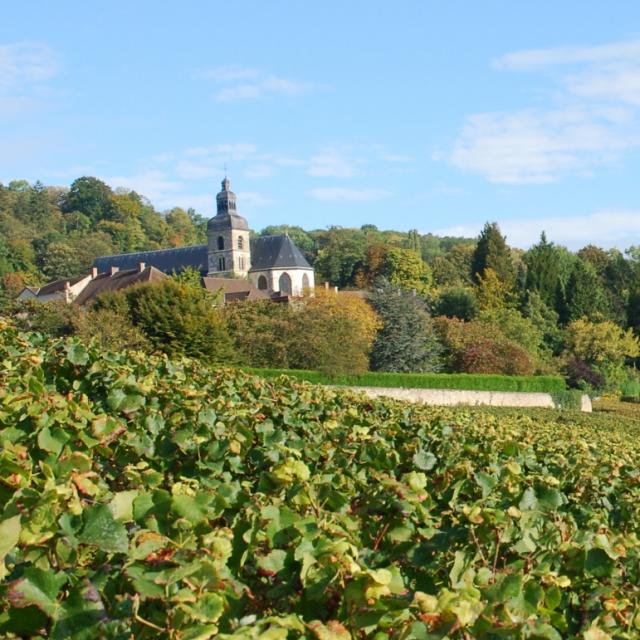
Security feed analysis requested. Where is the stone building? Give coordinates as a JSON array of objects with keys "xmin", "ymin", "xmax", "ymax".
[{"xmin": 93, "ymin": 177, "xmax": 315, "ymax": 298}]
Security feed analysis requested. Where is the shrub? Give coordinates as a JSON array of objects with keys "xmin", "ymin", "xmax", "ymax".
[{"xmin": 564, "ymin": 356, "xmax": 605, "ymax": 390}]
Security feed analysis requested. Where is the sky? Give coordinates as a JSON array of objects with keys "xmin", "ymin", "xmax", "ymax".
[{"xmin": 2, "ymin": 1, "xmax": 640, "ymax": 249}]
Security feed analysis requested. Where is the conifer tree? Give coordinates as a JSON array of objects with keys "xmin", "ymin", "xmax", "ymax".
[{"xmin": 471, "ymin": 222, "xmax": 514, "ymax": 286}]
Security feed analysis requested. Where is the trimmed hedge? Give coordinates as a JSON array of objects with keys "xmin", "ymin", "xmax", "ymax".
[{"xmin": 248, "ymin": 368, "xmax": 567, "ymax": 392}]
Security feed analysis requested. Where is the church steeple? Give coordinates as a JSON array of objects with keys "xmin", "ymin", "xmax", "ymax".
[
  {"xmin": 216, "ymin": 177, "xmax": 237, "ymax": 215},
  {"xmin": 207, "ymin": 176, "xmax": 251, "ymax": 278}
]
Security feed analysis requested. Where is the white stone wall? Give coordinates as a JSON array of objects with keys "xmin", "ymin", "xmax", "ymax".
[
  {"xmin": 249, "ymin": 268, "xmax": 314, "ymax": 296},
  {"xmin": 344, "ymin": 386, "xmax": 593, "ymax": 412},
  {"xmin": 207, "ymin": 228, "xmax": 251, "ymax": 278}
]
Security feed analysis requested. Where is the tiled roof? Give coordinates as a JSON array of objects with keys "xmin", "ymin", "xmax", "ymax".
[
  {"xmin": 94, "ymin": 245, "xmax": 208, "ymax": 275},
  {"xmin": 37, "ymin": 274, "xmax": 88, "ymax": 296},
  {"xmin": 74, "ymin": 266, "xmax": 167, "ymax": 305},
  {"xmin": 201, "ymin": 277, "xmax": 269, "ymax": 302},
  {"xmin": 250, "ymin": 235, "xmax": 312, "ymax": 271}
]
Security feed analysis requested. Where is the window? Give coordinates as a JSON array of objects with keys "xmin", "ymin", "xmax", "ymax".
[
  {"xmin": 279, "ymin": 272, "xmax": 292, "ymax": 295},
  {"xmin": 302, "ymin": 273, "xmax": 310, "ymax": 291},
  {"xmin": 238, "ymin": 236, "xmax": 244, "ymax": 250},
  {"xmin": 239, "ymin": 256, "xmax": 244, "ymax": 270},
  {"xmin": 257, "ymin": 275, "xmax": 268, "ymax": 290},
  {"xmin": 217, "ymin": 236, "xmax": 224, "ymax": 250},
  {"xmin": 218, "ymin": 257, "xmax": 225, "ymax": 271}
]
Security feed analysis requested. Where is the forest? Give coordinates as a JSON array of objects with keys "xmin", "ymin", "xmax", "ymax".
[{"xmin": 2, "ymin": 177, "xmax": 640, "ymax": 395}]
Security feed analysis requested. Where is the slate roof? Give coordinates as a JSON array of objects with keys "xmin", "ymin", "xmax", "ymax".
[
  {"xmin": 94, "ymin": 245, "xmax": 208, "ymax": 275},
  {"xmin": 74, "ymin": 266, "xmax": 167, "ymax": 305},
  {"xmin": 207, "ymin": 213, "xmax": 249, "ymax": 232},
  {"xmin": 250, "ymin": 235, "xmax": 312, "ymax": 271}
]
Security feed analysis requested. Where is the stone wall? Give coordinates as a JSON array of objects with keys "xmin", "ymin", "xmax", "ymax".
[{"xmin": 345, "ymin": 386, "xmax": 593, "ymax": 412}]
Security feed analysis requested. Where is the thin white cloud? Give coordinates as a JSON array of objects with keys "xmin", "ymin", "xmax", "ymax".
[
  {"xmin": 200, "ymin": 64, "xmax": 319, "ymax": 102},
  {"xmin": 244, "ymin": 164, "xmax": 276, "ymax": 179},
  {"xmin": 0, "ymin": 42, "xmax": 60, "ymax": 90},
  {"xmin": 434, "ymin": 210, "xmax": 640, "ymax": 250},
  {"xmin": 176, "ymin": 159, "xmax": 221, "ymax": 180},
  {"xmin": 104, "ymin": 170, "xmax": 184, "ymax": 206},
  {"xmin": 237, "ymin": 191, "xmax": 275, "ymax": 207},
  {"xmin": 197, "ymin": 65, "xmax": 261, "ymax": 82},
  {"xmin": 494, "ymin": 40, "xmax": 640, "ymax": 70},
  {"xmin": 308, "ymin": 187, "xmax": 391, "ymax": 202},
  {"xmin": 450, "ymin": 38, "xmax": 640, "ymax": 183},
  {"xmin": 183, "ymin": 143, "xmax": 258, "ymax": 159},
  {"xmin": 307, "ymin": 147, "xmax": 361, "ymax": 177},
  {"xmin": 451, "ymin": 107, "xmax": 636, "ymax": 183},
  {"xmin": 48, "ymin": 165, "xmax": 96, "ymax": 179}
]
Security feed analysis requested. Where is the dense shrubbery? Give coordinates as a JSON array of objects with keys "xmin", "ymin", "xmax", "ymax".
[
  {"xmin": 2, "ymin": 322, "xmax": 640, "ymax": 638},
  {"xmin": 249, "ymin": 368, "xmax": 567, "ymax": 392}
]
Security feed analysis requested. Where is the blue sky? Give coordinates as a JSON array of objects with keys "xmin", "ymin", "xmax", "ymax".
[{"xmin": 3, "ymin": 1, "xmax": 640, "ymax": 249}]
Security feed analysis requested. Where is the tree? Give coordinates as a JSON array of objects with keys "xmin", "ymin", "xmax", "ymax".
[
  {"xmin": 369, "ymin": 281, "xmax": 443, "ymax": 373},
  {"xmin": 224, "ymin": 300, "xmax": 293, "ymax": 368},
  {"xmin": 381, "ymin": 247, "xmax": 432, "ymax": 295},
  {"xmin": 524, "ymin": 233, "xmax": 569, "ymax": 308},
  {"xmin": 72, "ymin": 307, "xmax": 150, "ymax": 352},
  {"xmin": 312, "ymin": 228, "xmax": 367, "ymax": 287},
  {"xmin": 61, "ymin": 177, "xmax": 114, "ymax": 223},
  {"xmin": 522, "ymin": 291, "xmax": 564, "ymax": 356},
  {"xmin": 433, "ymin": 286, "xmax": 478, "ymax": 321},
  {"xmin": 122, "ymin": 280, "xmax": 235, "ymax": 362},
  {"xmin": 561, "ymin": 259, "xmax": 610, "ymax": 323},
  {"xmin": 564, "ymin": 318, "xmax": 640, "ymax": 388},
  {"xmin": 476, "ymin": 268, "xmax": 514, "ymax": 311},
  {"xmin": 287, "ymin": 288, "xmax": 381, "ymax": 374},
  {"xmin": 471, "ymin": 222, "xmax": 514, "ymax": 286}
]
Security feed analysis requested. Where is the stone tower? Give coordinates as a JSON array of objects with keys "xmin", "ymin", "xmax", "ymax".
[{"xmin": 207, "ymin": 177, "xmax": 251, "ymax": 278}]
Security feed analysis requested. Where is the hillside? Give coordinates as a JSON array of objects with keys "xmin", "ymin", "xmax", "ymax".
[{"xmin": 1, "ymin": 320, "xmax": 640, "ymax": 638}]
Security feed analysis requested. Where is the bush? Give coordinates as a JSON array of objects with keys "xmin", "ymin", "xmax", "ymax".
[
  {"xmin": 564, "ymin": 356, "xmax": 605, "ymax": 390},
  {"xmin": 249, "ymin": 368, "xmax": 566, "ymax": 392}
]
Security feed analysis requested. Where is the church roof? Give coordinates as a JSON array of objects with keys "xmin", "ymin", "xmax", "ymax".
[
  {"xmin": 94, "ymin": 245, "xmax": 208, "ymax": 275},
  {"xmin": 250, "ymin": 234, "xmax": 312, "ymax": 271}
]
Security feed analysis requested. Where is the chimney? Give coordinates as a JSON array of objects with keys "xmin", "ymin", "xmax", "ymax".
[
  {"xmin": 109, "ymin": 266, "xmax": 119, "ymax": 276},
  {"xmin": 91, "ymin": 267, "xmax": 98, "ymax": 278},
  {"xmin": 138, "ymin": 262, "xmax": 146, "ymax": 272}
]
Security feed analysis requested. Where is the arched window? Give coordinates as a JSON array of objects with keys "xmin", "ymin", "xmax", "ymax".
[
  {"xmin": 279, "ymin": 272, "xmax": 292, "ymax": 295},
  {"xmin": 217, "ymin": 236, "xmax": 224, "ymax": 250},
  {"xmin": 238, "ymin": 236, "xmax": 243, "ymax": 250},
  {"xmin": 302, "ymin": 273, "xmax": 310, "ymax": 291},
  {"xmin": 257, "ymin": 275, "xmax": 268, "ymax": 290},
  {"xmin": 239, "ymin": 256, "xmax": 244, "ymax": 270},
  {"xmin": 218, "ymin": 257, "xmax": 225, "ymax": 271}
]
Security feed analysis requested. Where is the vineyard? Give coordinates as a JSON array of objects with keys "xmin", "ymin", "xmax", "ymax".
[{"xmin": 2, "ymin": 319, "xmax": 640, "ymax": 639}]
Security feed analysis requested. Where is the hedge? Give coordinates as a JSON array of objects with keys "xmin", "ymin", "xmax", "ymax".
[{"xmin": 248, "ymin": 368, "xmax": 567, "ymax": 392}]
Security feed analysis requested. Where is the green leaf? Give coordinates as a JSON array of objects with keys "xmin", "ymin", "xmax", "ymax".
[
  {"xmin": 0, "ymin": 515, "xmax": 21, "ymax": 578},
  {"xmin": 171, "ymin": 494, "xmax": 209, "ymax": 525},
  {"xmin": 257, "ymin": 549, "xmax": 287, "ymax": 574},
  {"xmin": 37, "ymin": 426, "xmax": 69, "ymax": 456},
  {"xmin": 585, "ymin": 548, "xmax": 615, "ymax": 578},
  {"xmin": 475, "ymin": 471, "xmax": 497, "ymax": 497},
  {"xmin": 413, "ymin": 449, "xmax": 436, "ymax": 470},
  {"xmin": 109, "ymin": 490, "xmax": 138, "ymax": 522},
  {"xmin": 66, "ymin": 343, "xmax": 89, "ymax": 365},
  {"xmin": 79, "ymin": 505, "xmax": 129, "ymax": 554},
  {"xmin": 7, "ymin": 567, "xmax": 68, "ymax": 618}
]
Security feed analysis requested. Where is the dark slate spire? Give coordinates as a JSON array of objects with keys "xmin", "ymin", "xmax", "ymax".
[
  {"xmin": 216, "ymin": 177, "xmax": 237, "ymax": 215},
  {"xmin": 208, "ymin": 176, "xmax": 249, "ymax": 231}
]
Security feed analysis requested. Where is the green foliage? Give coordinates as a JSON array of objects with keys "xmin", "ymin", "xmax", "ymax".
[
  {"xmin": 478, "ymin": 306, "xmax": 544, "ymax": 363},
  {"xmin": 3, "ymin": 321, "xmax": 640, "ymax": 639},
  {"xmin": 225, "ymin": 290, "xmax": 381, "ymax": 375},
  {"xmin": 123, "ymin": 280, "xmax": 235, "ymax": 362},
  {"xmin": 369, "ymin": 281, "xmax": 442, "ymax": 372},
  {"xmin": 471, "ymin": 222, "xmax": 515, "ymax": 286},
  {"xmin": 380, "ymin": 247, "xmax": 432, "ymax": 294},
  {"xmin": 433, "ymin": 286, "xmax": 478, "ymax": 321},
  {"xmin": 561, "ymin": 259, "xmax": 611, "ymax": 323},
  {"xmin": 250, "ymin": 368, "xmax": 566, "ymax": 392}
]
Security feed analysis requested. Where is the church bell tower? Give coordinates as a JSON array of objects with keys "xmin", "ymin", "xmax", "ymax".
[{"xmin": 206, "ymin": 177, "xmax": 251, "ymax": 278}]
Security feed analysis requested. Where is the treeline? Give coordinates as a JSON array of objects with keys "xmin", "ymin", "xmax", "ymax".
[{"xmin": 3, "ymin": 177, "xmax": 640, "ymax": 393}]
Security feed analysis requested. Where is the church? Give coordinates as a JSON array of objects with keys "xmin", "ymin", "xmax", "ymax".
[
  {"xmin": 19, "ymin": 178, "xmax": 315, "ymax": 306},
  {"xmin": 94, "ymin": 177, "xmax": 315, "ymax": 298}
]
